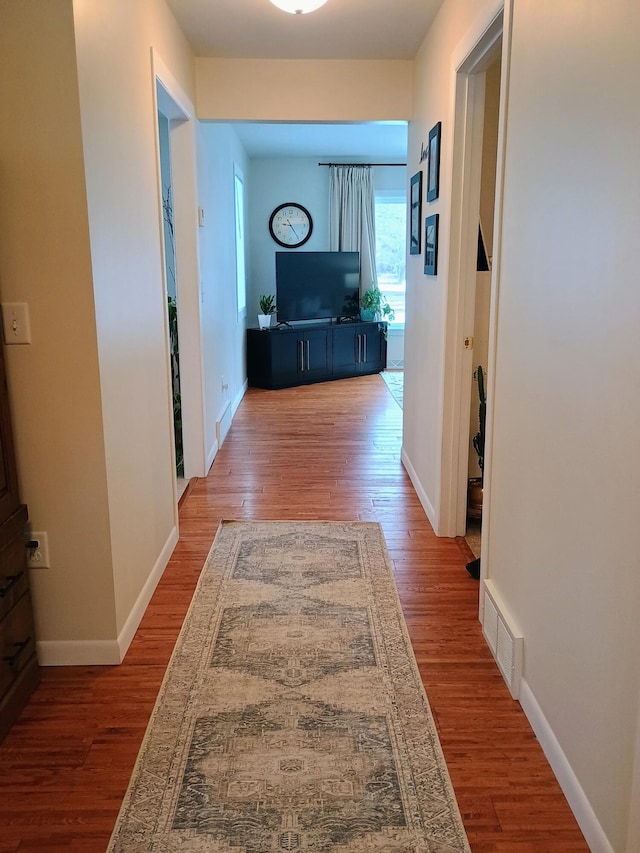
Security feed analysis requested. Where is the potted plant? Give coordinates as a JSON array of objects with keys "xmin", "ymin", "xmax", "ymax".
[
  {"xmin": 468, "ymin": 365, "xmax": 486, "ymax": 520},
  {"xmin": 258, "ymin": 294, "xmax": 276, "ymax": 329},
  {"xmin": 360, "ymin": 286, "xmax": 395, "ymax": 322}
]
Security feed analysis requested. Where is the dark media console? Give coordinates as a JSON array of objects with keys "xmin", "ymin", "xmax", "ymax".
[{"xmin": 247, "ymin": 321, "xmax": 387, "ymax": 390}]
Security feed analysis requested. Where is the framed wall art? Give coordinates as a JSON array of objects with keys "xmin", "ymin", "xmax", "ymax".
[
  {"xmin": 424, "ymin": 214, "xmax": 439, "ymax": 276},
  {"xmin": 409, "ymin": 171, "xmax": 422, "ymax": 255},
  {"xmin": 426, "ymin": 121, "xmax": 441, "ymax": 202}
]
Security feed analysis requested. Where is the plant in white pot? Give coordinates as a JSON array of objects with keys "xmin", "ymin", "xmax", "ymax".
[
  {"xmin": 258, "ymin": 294, "xmax": 276, "ymax": 329},
  {"xmin": 360, "ymin": 286, "xmax": 395, "ymax": 323}
]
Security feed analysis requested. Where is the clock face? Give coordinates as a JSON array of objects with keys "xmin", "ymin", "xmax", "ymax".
[{"xmin": 269, "ymin": 203, "xmax": 313, "ymax": 248}]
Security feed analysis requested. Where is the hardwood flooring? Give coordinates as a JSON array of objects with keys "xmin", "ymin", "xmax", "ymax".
[{"xmin": 0, "ymin": 376, "xmax": 588, "ymax": 852}]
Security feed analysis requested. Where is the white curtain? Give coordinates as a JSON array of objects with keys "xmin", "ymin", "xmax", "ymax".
[{"xmin": 329, "ymin": 165, "xmax": 377, "ymax": 295}]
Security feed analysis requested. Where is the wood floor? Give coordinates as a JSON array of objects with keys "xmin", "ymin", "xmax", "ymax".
[{"xmin": 0, "ymin": 376, "xmax": 588, "ymax": 852}]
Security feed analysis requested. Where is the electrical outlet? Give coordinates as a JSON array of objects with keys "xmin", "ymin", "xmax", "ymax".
[
  {"xmin": 26, "ymin": 531, "xmax": 50, "ymax": 569},
  {"xmin": 1, "ymin": 302, "xmax": 32, "ymax": 345}
]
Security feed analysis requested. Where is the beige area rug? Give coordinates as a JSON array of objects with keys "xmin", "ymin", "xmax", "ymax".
[
  {"xmin": 108, "ymin": 521, "xmax": 470, "ymax": 852},
  {"xmin": 381, "ymin": 370, "xmax": 404, "ymax": 408}
]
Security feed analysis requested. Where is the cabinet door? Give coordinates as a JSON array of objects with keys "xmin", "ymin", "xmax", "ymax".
[
  {"xmin": 302, "ymin": 329, "xmax": 330, "ymax": 378},
  {"xmin": 332, "ymin": 326, "xmax": 358, "ymax": 373},
  {"xmin": 360, "ymin": 325, "xmax": 385, "ymax": 371},
  {"xmin": 269, "ymin": 333, "xmax": 301, "ymax": 385}
]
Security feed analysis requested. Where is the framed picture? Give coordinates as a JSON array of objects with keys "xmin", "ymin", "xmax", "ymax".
[
  {"xmin": 426, "ymin": 121, "xmax": 441, "ymax": 202},
  {"xmin": 409, "ymin": 171, "xmax": 422, "ymax": 255},
  {"xmin": 424, "ymin": 214, "xmax": 439, "ymax": 275}
]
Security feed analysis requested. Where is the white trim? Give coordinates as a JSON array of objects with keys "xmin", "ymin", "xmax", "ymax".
[
  {"xmin": 206, "ymin": 438, "xmax": 219, "ymax": 474},
  {"xmin": 401, "ymin": 447, "xmax": 437, "ymax": 532},
  {"xmin": 627, "ymin": 692, "xmax": 640, "ymax": 852},
  {"xmin": 36, "ymin": 639, "xmax": 121, "ymax": 667},
  {"xmin": 233, "ymin": 379, "xmax": 248, "ymax": 417},
  {"xmin": 478, "ymin": 0, "xmax": 514, "ymax": 595},
  {"xmin": 519, "ymin": 679, "xmax": 615, "ymax": 853},
  {"xmin": 439, "ymin": 4, "xmax": 506, "ymax": 541},
  {"xmin": 152, "ymin": 48, "xmax": 208, "ymax": 480},
  {"xmin": 37, "ymin": 525, "xmax": 179, "ymax": 666}
]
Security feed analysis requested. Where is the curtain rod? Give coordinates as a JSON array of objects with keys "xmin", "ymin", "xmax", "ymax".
[{"xmin": 318, "ymin": 162, "xmax": 407, "ymax": 167}]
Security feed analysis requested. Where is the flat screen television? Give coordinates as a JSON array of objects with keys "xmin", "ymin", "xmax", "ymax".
[{"xmin": 275, "ymin": 251, "xmax": 360, "ymax": 323}]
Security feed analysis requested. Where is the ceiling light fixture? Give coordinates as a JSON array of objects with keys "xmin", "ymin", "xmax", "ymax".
[{"xmin": 269, "ymin": 0, "xmax": 328, "ymax": 14}]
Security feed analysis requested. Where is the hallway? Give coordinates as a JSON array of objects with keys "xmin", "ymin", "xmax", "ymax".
[{"xmin": 0, "ymin": 375, "xmax": 587, "ymax": 851}]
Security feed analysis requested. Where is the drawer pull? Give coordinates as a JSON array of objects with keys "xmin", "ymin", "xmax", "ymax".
[
  {"xmin": 0, "ymin": 571, "xmax": 23, "ymax": 598},
  {"xmin": 3, "ymin": 637, "xmax": 31, "ymax": 667}
]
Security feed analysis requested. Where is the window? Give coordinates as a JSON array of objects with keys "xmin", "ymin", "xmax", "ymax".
[
  {"xmin": 234, "ymin": 166, "xmax": 246, "ymax": 318},
  {"xmin": 375, "ymin": 190, "xmax": 406, "ymax": 326}
]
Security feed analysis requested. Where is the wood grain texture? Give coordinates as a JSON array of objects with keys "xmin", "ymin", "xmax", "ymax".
[{"xmin": 0, "ymin": 376, "xmax": 588, "ymax": 852}]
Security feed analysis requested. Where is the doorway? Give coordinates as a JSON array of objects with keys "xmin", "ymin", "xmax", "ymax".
[
  {"xmin": 152, "ymin": 50, "xmax": 208, "ymax": 507},
  {"xmin": 439, "ymin": 8, "xmax": 508, "ymax": 574},
  {"xmin": 157, "ymin": 107, "xmax": 184, "ymax": 484},
  {"xmin": 464, "ymin": 53, "xmax": 502, "ymax": 562}
]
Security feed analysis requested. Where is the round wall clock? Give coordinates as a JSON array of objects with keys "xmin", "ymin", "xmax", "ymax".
[{"xmin": 269, "ymin": 202, "xmax": 313, "ymax": 248}]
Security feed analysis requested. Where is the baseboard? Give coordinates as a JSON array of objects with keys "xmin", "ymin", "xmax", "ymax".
[
  {"xmin": 36, "ymin": 639, "xmax": 122, "ymax": 666},
  {"xmin": 519, "ymin": 678, "xmax": 615, "ymax": 853},
  {"xmin": 116, "ymin": 525, "xmax": 179, "ymax": 661},
  {"xmin": 233, "ymin": 380, "xmax": 248, "ymax": 416},
  {"xmin": 400, "ymin": 447, "xmax": 438, "ymax": 532},
  {"xmin": 216, "ymin": 401, "xmax": 232, "ymax": 448},
  {"xmin": 206, "ymin": 437, "xmax": 219, "ymax": 473},
  {"xmin": 37, "ymin": 525, "xmax": 180, "ymax": 667}
]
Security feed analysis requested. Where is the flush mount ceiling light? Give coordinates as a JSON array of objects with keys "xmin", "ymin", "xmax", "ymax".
[{"xmin": 269, "ymin": 0, "xmax": 328, "ymax": 13}]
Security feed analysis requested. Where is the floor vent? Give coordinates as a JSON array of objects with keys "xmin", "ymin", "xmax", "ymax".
[{"xmin": 482, "ymin": 580, "xmax": 523, "ymax": 699}]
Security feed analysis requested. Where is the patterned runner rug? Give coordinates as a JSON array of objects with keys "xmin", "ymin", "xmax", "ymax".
[{"xmin": 108, "ymin": 520, "xmax": 470, "ymax": 852}]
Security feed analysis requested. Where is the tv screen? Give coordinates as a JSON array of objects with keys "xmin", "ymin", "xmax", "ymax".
[{"xmin": 275, "ymin": 251, "xmax": 360, "ymax": 323}]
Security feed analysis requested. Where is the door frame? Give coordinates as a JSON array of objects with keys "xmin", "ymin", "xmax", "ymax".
[
  {"xmin": 152, "ymin": 50, "xmax": 207, "ymax": 492},
  {"xmin": 439, "ymin": 3, "xmax": 512, "ymax": 570}
]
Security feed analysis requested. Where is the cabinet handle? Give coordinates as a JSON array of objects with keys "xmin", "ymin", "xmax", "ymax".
[
  {"xmin": 0, "ymin": 571, "xmax": 23, "ymax": 598},
  {"xmin": 362, "ymin": 334, "xmax": 367, "ymax": 362},
  {"xmin": 3, "ymin": 637, "xmax": 31, "ymax": 668},
  {"xmin": 305, "ymin": 340, "xmax": 310, "ymax": 371},
  {"xmin": 356, "ymin": 334, "xmax": 362, "ymax": 363},
  {"xmin": 298, "ymin": 340, "xmax": 304, "ymax": 372}
]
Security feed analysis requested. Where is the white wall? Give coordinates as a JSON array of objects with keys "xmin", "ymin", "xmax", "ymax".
[
  {"xmin": 403, "ymin": 0, "xmax": 500, "ymax": 529},
  {"xmin": 0, "ymin": 0, "xmax": 198, "ymax": 663},
  {"xmin": 404, "ymin": 0, "xmax": 640, "ymax": 849},
  {"xmin": 246, "ymin": 159, "xmax": 406, "ymax": 325},
  {"xmin": 0, "ymin": 0, "xmax": 115, "ymax": 649},
  {"xmin": 195, "ymin": 59, "xmax": 413, "ymax": 122},
  {"xmin": 247, "ymin": 158, "xmax": 329, "ymax": 320},
  {"xmin": 72, "ymin": 0, "xmax": 196, "ymax": 647},
  {"xmin": 489, "ymin": 2, "xmax": 640, "ymax": 849},
  {"xmin": 196, "ymin": 122, "xmax": 250, "ymax": 456}
]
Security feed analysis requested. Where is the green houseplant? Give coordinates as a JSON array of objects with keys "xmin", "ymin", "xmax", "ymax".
[
  {"xmin": 360, "ymin": 286, "xmax": 395, "ymax": 322},
  {"xmin": 258, "ymin": 294, "xmax": 276, "ymax": 330}
]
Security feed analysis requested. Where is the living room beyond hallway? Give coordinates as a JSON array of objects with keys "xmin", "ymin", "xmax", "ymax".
[{"xmin": 0, "ymin": 375, "xmax": 587, "ymax": 851}]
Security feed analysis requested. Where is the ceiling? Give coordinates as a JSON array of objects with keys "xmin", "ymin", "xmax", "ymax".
[
  {"xmin": 165, "ymin": 0, "xmax": 445, "ymax": 61},
  {"xmin": 166, "ymin": 0, "xmax": 440, "ymax": 159}
]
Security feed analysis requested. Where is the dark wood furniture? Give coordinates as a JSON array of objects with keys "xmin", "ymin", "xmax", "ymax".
[
  {"xmin": 0, "ymin": 343, "xmax": 38, "ymax": 742},
  {"xmin": 247, "ymin": 321, "xmax": 387, "ymax": 390}
]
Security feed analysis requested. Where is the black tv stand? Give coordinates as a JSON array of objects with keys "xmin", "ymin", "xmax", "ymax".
[
  {"xmin": 275, "ymin": 321, "xmax": 293, "ymax": 329},
  {"xmin": 247, "ymin": 320, "xmax": 387, "ymax": 390}
]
